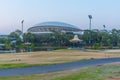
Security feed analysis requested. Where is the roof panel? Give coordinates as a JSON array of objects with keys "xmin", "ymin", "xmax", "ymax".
[{"xmin": 34, "ymin": 21, "xmax": 79, "ymax": 29}]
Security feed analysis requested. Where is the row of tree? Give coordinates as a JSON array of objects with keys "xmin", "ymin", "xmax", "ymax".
[
  {"xmin": 0, "ymin": 28, "xmax": 120, "ymax": 51},
  {"xmin": 82, "ymin": 29, "xmax": 120, "ymax": 49}
]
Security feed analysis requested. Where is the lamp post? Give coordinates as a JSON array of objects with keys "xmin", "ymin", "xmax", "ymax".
[
  {"xmin": 21, "ymin": 20, "xmax": 24, "ymax": 35},
  {"xmin": 21, "ymin": 20, "xmax": 24, "ymax": 42},
  {"xmin": 88, "ymin": 15, "xmax": 92, "ymax": 30},
  {"xmin": 88, "ymin": 15, "xmax": 92, "ymax": 45}
]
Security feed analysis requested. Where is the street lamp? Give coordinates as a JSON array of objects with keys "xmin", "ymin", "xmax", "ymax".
[{"xmin": 88, "ymin": 15, "xmax": 92, "ymax": 45}]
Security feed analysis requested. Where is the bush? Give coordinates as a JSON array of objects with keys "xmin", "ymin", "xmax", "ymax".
[{"xmin": 94, "ymin": 43, "xmax": 100, "ymax": 49}]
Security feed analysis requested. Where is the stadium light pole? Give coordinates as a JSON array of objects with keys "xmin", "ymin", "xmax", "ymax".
[
  {"xmin": 21, "ymin": 20, "xmax": 24, "ymax": 42},
  {"xmin": 88, "ymin": 15, "xmax": 92, "ymax": 45},
  {"xmin": 88, "ymin": 15, "xmax": 92, "ymax": 31},
  {"xmin": 21, "ymin": 20, "xmax": 24, "ymax": 35}
]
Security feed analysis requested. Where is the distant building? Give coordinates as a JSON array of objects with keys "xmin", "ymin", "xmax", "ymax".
[
  {"xmin": 0, "ymin": 44, "xmax": 5, "ymax": 50},
  {"xmin": 27, "ymin": 21, "xmax": 83, "ymax": 35},
  {"xmin": 0, "ymin": 35, "xmax": 8, "ymax": 39}
]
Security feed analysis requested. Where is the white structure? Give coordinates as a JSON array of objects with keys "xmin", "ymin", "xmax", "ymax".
[
  {"xmin": 70, "ymin": 35, "xmax": 82, "ymax": 42},
  {"xmin": 27, "ymin": 21, "xmax": 83, "ymax": 34}
]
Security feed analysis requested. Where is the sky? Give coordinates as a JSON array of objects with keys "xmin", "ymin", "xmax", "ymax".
[{"xmin": 0, "ymin": 0, "xmax": 120, "ymax": 34}]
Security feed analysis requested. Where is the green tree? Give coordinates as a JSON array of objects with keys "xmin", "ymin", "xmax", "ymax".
[
  {"xmin": 5, "ymin": 40, "xmax": 11, "ymax": 50},
  {"xmin": 107, "ymin": 39, "xmax": 112, "ymax": 49}
]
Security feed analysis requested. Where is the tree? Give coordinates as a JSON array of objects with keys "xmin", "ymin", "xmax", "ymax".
[
  {"xmin": 8, "ymin": 29, "xmax": 22, "ymax": 46},
  {"xmin": 110, "ymin": 29, "xmax": 119, "ymax": 46},
  {"xmin": 5, "ymin": 40, "xmax": 11, "ymax": 50},
  {"xmin": 107, "ymin": 39, "xmax": 112, "ymax": 49},
  {"xmin": 23, "ymin": 32, "xmax": 35, "ymax": 43}
]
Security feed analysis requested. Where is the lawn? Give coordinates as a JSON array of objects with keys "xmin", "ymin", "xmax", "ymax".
[
  {"xmin": 0, "ymin": 49, "xmax": 119, "ymax": 69},
  {"xmin": 0, "ymin": 63, "xmax": 120, "ymax": 80}
]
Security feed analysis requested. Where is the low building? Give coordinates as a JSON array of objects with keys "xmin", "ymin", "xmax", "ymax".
[{"xmin": 0, "ymin": 35, "xmax": 8, "ymax": 39}]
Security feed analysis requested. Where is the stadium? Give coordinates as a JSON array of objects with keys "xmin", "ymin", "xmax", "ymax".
[{"xmin": 27, "ymin": 21, "xmax": 83, "ymax": 34}]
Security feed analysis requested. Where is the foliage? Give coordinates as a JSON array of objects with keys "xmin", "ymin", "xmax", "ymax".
[
  {"xmin": 5, "ymin": 40, "xmax": 11, "ymax": 50},
  {"xmin": 82, "ymin": 29, "xmax": 120, "ymax": 49},
  {"xmin": 1, "ymin": 28, "xmax": 120, "ymax": 50},
  {"xmin": 94, "ymin": 43, "xmax": 100, "ymax": 49}
]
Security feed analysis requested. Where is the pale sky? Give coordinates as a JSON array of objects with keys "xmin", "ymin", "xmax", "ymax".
[{"xmin": 0, "ymin": 0, "xmax": 120, "ymax": 34}]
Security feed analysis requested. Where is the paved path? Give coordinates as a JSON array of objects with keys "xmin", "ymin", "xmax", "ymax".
[{"xmin": 0, "ymin": 58, "xmax": 120, "ymax": 77}]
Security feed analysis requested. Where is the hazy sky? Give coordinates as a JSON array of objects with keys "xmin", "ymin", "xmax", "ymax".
[{"xmin": 0, "ymin": 0, "xmax": 120, "ymax": 34}]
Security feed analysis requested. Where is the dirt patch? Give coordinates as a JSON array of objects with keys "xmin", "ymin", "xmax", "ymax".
[
  {"xmin": 102, "ymin": 49, "xmax": 120, "ymax": 53},
  {"xmin": 0, "ymin": 50, "xmax": 119, "ymax": 64},
  {"xmin": 108, "ymin": 77, "xmax": 120, "ymax": 80}
]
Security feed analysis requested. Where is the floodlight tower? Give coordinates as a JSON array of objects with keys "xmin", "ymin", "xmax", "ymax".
[
  {"xmin": 21, "ymin": 20, "xmax": 24, "ymax": 42},
  {"xmin": 88, "ymin": 15, "xmax": 92, "ymax": 30},
  {"xmin": 88, "ymin": 15, "xmax": 92, "ymax": 45},
  {"xmin": 21, "ymin": 20, "xmax": 24, "ymax": 35}
]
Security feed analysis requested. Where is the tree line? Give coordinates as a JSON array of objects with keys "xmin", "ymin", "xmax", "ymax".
[{"xmin": 0, "ymin": 28, "xmax": 120, "ymax": 51}]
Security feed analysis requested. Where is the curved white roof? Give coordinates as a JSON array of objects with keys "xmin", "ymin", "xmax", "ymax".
[{"xmin": 34, "ymin": 21, "xmax": 79, "ymax": 29}]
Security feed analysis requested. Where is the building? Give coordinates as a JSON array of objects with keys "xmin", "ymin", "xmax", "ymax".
[
  {"xmin": 27, "ymin": 21, "xmax": 83, "ymax": 34},
  {"xmin": 0, "ymin": 35, "xmax": 8, "ymax": 39}
]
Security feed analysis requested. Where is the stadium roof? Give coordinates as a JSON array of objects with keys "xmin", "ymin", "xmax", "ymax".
[{"xmin": 34, "ymin": 21, "xmax": 79, "ymax": 29}]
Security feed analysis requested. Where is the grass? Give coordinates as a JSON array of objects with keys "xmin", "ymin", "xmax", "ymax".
[
  {"xmin": 0, "ymin": 49, "xmax": 119, "ymax": 69},
  {"xmin": 0, "ymin": 63, "xmax": 29, "ymax": 69},
  {"xmin": 0, "ymin": 49, "xmax": 119, "ymax": 79},
  {"xmin": 0, "ymin": 59, "xmax": 88, "ymax": 69},
  {"xmin": 52, "ymin": 67, "xmax": 104, "ymax": 80},
  {"xmin": 0, "ymin": 64, "xmax": 120, "ymax": 80},
  {"xmin": 52, "ymin": 64, "xmax": 120, "ymax": 80},
  {"xmin": 0, "ymin": 63, "xmax": 51, "ymax": 69}
]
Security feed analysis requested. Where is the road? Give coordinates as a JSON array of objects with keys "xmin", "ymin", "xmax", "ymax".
[{"xmin": 0, "ymin": 58, "xmax": 120, "ymax": 77}]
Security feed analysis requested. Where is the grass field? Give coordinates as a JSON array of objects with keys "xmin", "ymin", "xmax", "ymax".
[
  {"xmin": 0, "ymin": 63, "xmax": 120, "ymax": 80},
  {"xmin": 0, "ymin": 49, "xmax": 120, "ymax": 79},
  {"xmin": 0, "ymin": 49, "xmax": 119, "ymax": 69}
]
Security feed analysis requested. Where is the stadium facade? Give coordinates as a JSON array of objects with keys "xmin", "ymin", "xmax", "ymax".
[{"xmin": 27, "ymin": 21, "xmax": 83, "ymax": 34}]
